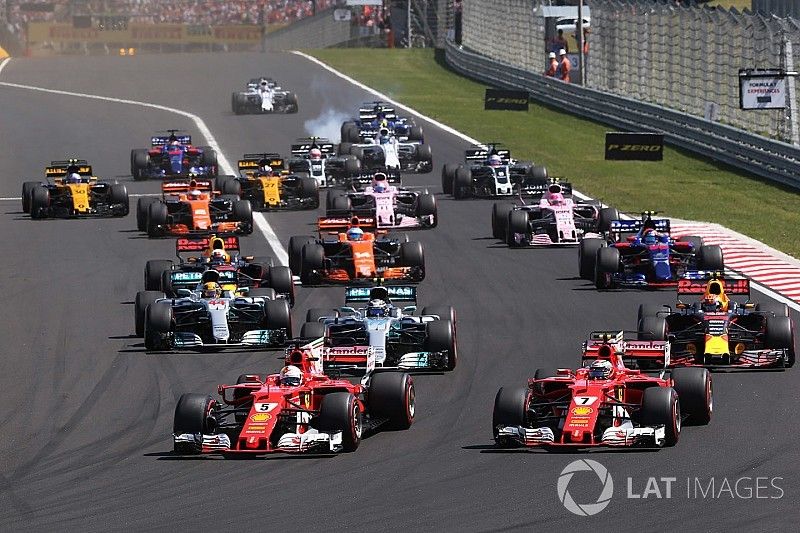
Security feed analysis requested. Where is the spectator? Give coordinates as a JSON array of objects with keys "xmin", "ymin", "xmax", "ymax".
[
  {"xmin": 544, "ymin": 51, "xmax": 557, "ymax": 77},
  {"xmin": 558, "ymin": 49, "xmax": 571, "ymax": 83},
  {"xmin": 549, "ymin": 28, "xmax": 568, "ymax": 54}
]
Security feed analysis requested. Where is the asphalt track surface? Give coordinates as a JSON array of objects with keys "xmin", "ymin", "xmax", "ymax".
[{"xmin": 0, "ymin": 52, "xmax": 798, "ymax": 532}]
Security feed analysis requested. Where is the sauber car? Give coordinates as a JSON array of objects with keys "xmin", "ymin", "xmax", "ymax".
[
  {"xmin": 287, "ymin": 217, "xmax": 425, "ymax": 285},
  {"xmin": 136, "ymin": 178, "xmax": 253, "ymax": 237},
  {"xmin": 130, "ymin": 130, "xmax": 217, "ymax": 180},
  {"xmin": 493, "ymin": 331, "xmax": 712, "ymax": 449},
  {"xmin": 325, "ymin": 172, "xmax": 437, "ymax": 230},
  {"xmin": 23, "ymin": 159, "xmax": 129, "ymax": 219},
  {"xmin": 172, "ymin": 342, "xmax": 414, "ymax": 455},
  {"xmin": 637, "ymin": 274, "xmax": 795, "ymax": 368},
  {"xmin": 287, "ymin": 137, "xmax": 361, "ymax": 188},
  {"xmin": 340, "ymin": 101, "xmax": 423, "ymax": 144},
  {"xmin": 580, "ymin": 211, "xmax": 724, "ymax": 289},
  {"xmin": 491, "ymin": 180, "xmax": 618, "ymax": 246},
  {"xmin": 215, "ymin": 153, "xmax": 319, "ymax": 211},
  {"xmin": 441, "ymin": 144, "xmax": 548, "ymax": 199},
  {"xmin": 299, "ymin": 285, "xmax": 457, "ymax": 372},
  {"xmin": 136, "ymin": 269, "xmax": 291, "ymax": 350},
  {"xmin": 231, "ymin": 77, "xmax": 298, "ymax": 115}
]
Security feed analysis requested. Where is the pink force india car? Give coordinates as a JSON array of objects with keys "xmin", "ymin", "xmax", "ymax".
[
  {"xmin": 325, "ymin": 171, "xmax": 437, "ymax": 230},
  {"xmin": 492, "ymin": 331, "xmax": 712, "ymax": 448},
  {"xmin": 491, "ymin": 180, "xmax": 619, "ymax": 246}
]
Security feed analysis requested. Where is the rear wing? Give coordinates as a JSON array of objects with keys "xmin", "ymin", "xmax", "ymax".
[
  {"xmin": 465, "ymin": 146, "xmax": 511, "ymax": 163},
  {"xmin": 581, "ymin": 331, "xmax": 670, "ymax": 370},
  {"xmin": 290, "ymin": 138, "xmax": 336, "ymax": 157},
  {"xmin": 168, "ymin": 269, "xmax": 238, "ymax": 290},
  {"xmin": 161, "ymin": 179, "xmax": 213, "ymax": 194},
  {"xmin": 344, "ymin": 285, "xmax": 417, "ymax": 304},
  {"xmin": 349, "ymin": 170, "xmax": 401, "ymax": 189},
  {"xmin": 175, "ymin": 236, "xmax": 240, "ymax": 254},
  {"xmin": 45, "ymin": 159, "xmax": 92, "ymax": 177},
  {"xmin": 677, "ymin": 276, "xmax": 750, "ymax": 296},
  {"xmin": 523, "ymin": 181, "xmax": 573, "ymax": 197},
  {"xmin": 610, "ymin": 218, "xmax": 670, "ymax": 234},
  {"xmin": 238, "ymin": 153, "xmax": 285, "ymax": 172},
  {"xmin": 317, "ymin": 216, "xmax": 376, "ymax": 232},
  {"xmin": 359, "ymin": 102, "xmax": 397, "ymax": 121},
  {"xmin": 151, "ymin": 135, "xmax": 191, "ymax": 146}
]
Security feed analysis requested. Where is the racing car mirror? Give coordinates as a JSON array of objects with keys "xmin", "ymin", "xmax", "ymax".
[
  {"xmin": 176, "ymin": 288, "xmax": 192, "ymax": 297},
  {"xmin": 402, "ymin": 305, "xmax": 417, "ymax": 314}
]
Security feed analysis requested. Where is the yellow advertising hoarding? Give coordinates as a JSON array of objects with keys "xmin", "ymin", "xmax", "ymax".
[{"xmin": 28, "ymin": 23, "xmax": 262, "ymax": 44}]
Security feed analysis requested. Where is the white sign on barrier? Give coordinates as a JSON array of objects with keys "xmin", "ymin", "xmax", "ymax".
[{"xmin": 739, "ymin": 70, "xmax": 787, "ymax": 110}]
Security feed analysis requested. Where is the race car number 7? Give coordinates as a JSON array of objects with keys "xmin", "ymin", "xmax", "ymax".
[{"xmin": 573, "ymin": 396, "xmax": 598, "ymax": 405}]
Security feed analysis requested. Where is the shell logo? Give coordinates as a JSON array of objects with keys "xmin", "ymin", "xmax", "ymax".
[
  {"xmin": 250, "ymin": 413, "xmax": 271, "ymax": 422},
  {"xmin": 572, "ymin": 406, "xmax": 593, "ymax": 416}
]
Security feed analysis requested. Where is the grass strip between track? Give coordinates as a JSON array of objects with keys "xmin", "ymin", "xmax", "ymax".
[{"xmin": 307, "ymin": 48, "xmax": 800, "ymax": 259}]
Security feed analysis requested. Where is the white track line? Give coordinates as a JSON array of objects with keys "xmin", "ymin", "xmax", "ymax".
[
  {"xmin": 0, "ymin": 57, "xmax": 287, "ymax": 265},
  {"xmin": 295, "ymin": 52, "xmax": 800, "ymax": 312}
]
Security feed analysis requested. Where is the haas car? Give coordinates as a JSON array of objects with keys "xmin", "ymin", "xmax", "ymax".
[
  {"xmin": 287, "ymin": 137, "xmax": 361, "ymax": 188},
  {"xmin": 288, "ymin": 218, "xmax": 425, "ymax": 286},
  {"xmin": 136, "ymin": 269, "xmax": 291, "ymax": 351},
  {"xmin": 136, "ymin": 235, "xmax": 294, "ymax": 336},
  {"xmin": 172, "ymin": 342, "xmax": 414, "ymax": 455},
  {"xmin": 442, "ymin": 144, "xmax": 548, "ymax": 200},
  {"xmin": 215, "ymin": 153, "xmax": 319, "ymax": 211},
  {"xmin": 580, "ymin": 211, "xmax": 725, "ymax": 289},
  {"xmin": 130, "ymin": 130, "xmax": 217, "ymax": 180},
  {"xmin": 22, "ymin": 159, "xmax": 129, "ymax": 219},
  {"xmin": 637, "ymin": 274, "xmax": 795, "ymax": 368},
  {"xmin": 493, "ymin": 331, "xmax": 712, "ymax": 449},
  {"xmin": 492, "ymin": 180, "xmax": 618, "ymax": 246},
  {"xmin": 299, "ymin": 285, "xmax": 457, "ymax": 372},
  {"xmin": 136, "ymin": 178, "xmax": 253, "ymax": 237},
  {"xmin": 325, "ymin": 172, "xmax": 437, "ymax": 230},
  {"xmin": 231, "ymin": 77, "xmax": 298, "ymax": 115}
]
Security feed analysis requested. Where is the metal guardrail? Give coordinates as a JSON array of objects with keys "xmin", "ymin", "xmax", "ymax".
[{"xmin": 444, "ymin": 39, "xmax": 800, "ymax": 190}]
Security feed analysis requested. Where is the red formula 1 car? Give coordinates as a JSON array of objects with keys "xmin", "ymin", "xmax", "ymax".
[
  {"xmin": 287, "ymin": 216, "xmax": 425, "ymax": 285},
  {"xmin": 172, "ymin": 340, "xmax": 415, "ymax": 456},
  {"xmin": 136, "ymin": 178, "xmax": 253, "ymax": 237},
  {"xmin": 492, "ymin": 331, "xmax": 712, "ymax": 449},
  {"xmin": 637, "ymin": 274, "xmax": 795, "ymax": 369}
]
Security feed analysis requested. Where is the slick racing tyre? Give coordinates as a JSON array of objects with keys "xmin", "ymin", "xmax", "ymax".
[
  {"xmin": 369, "ymin": 372, "xmax": 415, "ymax": 430},
  {"xmin": 492, "ymin": 387, "xmax": 528, "ymax": 446},
  {"xmin": 671, "ymin": 367, "xmax": 712, "ymax": 425},
  {"xmin": 317, "ymin": 392, "xmax": 362, "ymax": 452},
  {"xmin": 579, "ymin": 238, "xmax": 604, "ymax": 280},
  {"xmin": 173, "ymin": 394, "xmax": 214, "ymax": 454},
  {"xmin": 492, "ymin": 203, "xmax": 514, "ymax": 241},
  {"xmin": 640, "ymin": 387, "xmax": 680, "ymax": 447}
]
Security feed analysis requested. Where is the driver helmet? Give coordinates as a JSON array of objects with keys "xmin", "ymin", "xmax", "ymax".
[
  {"xmin": 210, "ymin": 249, "xmax": 229, "ymax": 263},
  {"xmin": 545, "ymin": 183, "xmax": 564, "ymax": 205},
  {"xmin": 279, "ymin": 365, "xmax": 302, "ymax": 387},
  {"xmin": 366, "ymin": 298, "xmax": 389, "ymax": 318},
  {"xmin": 258, "ymin": 162, "xmax": 273, "ymax": 175},
  {"xmin": 487, "ymin": 154, "xmax": 503, "ymax": 167},
  {"xmin": 347, "ymin": 227, "xmax": 364, "ymax": 241},
  {"xmin": 309, "ymin": 148, "xmax": 322, "ymax": 161},
  {"xmin": 169, "ymin": 139, "xmax": 180, "ymax": 148},
  {"xmin": 372, "ymin": 172, "xmax": 388, "ymax": 192},
  {"xmin": 588, "ymin": 359, "xmax": 613, "ymax": 380},
  {"xmin": 260, "ymin": 79, "xmax": 268, "ymax": 88},
  {"xmin": 701, "ymin": 294, "xmax": 722, "ymax": 312},
  {"xmin": 642, "ymin": 229, "xmax": 658, "ymax": 245},
  {"xmin": 201, "ymin": 281, "xmax": 221, "ymax": 299},
  {"xmin": 66, "ymin": 172, "xmax": 82, "ymax": 183},
  {"xmin": 188, "ymin": 189, "xmax": 202, "ymax": 199}
]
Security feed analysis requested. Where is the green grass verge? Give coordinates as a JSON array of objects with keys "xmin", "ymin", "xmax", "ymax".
[{"xmin": 309, "ymin": 48, "xmax": 800, "ymax": 258}]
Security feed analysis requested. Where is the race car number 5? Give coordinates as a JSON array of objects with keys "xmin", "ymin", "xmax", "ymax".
[{"xmin": 573, "ymin": 396, "xmax": 598, "ymax": 405}]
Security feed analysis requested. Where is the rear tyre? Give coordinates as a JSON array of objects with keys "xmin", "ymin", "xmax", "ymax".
[
  {"xmin": 765, "ymin": 315, "xmax": 795, "ymax": 368},
  {"xmin": 299, "ymin": 177, "xmax": 319, "ymax": 208},
  {"xmin": 317, "ymin": 392, "xmax": 361, "ymax": 452},
  {"xmin": 144, "ymin": 259, "xmax": 173, "ymax": 291},
  {"xmin": 288, "ymin": 235, "xmax": 315, "ymax": 275},
  {"xmin": 492, "ymin": 387, "xmax": 528, "ymax": 446},
  {"xmin": 30, "ymin": 186, "xmax": 50, "ymax": 219},
  {"xmin": 265, "ymin": 266, "xmax": 294, "ymax": 305},
  {"xmin": 424, "ymin": 319, "xmax": 457, "ymax": 370},
  {"xmin": 330, "ymin": 195, "xmax": 352, "ymax": 214},
  {"xmin": 579, "ymin": 238, "xmax": 604, "ymax": 280},
  {"xmin": 637, "ymin": 304, "xmax": 669, "ymax": 327},
  {"xmin": 300, "ymin": 243, "xmax": 325, "ymax": 285},
  {"xmin": 596, "ymin": 207, "xmax": 619, "ymax": 232},
  {"xmin": 638, "ymin": 316, "xmax": 667, "ymax": 341},
  {"xmin": 756, "ymin": 302, "xmax": 789, "ymax": 317},
  {"xmin": 135, "ymin": 290, "xmax": 165, "ymax": 337},
  {"xmin": 200, "ymin": 147, "xmax": 218, "ymax": 175},
  {"xmin": 453, "ymin": 168, "xmax": 471, "ymax": 199},
  {"xmin": 300, "ymin": 321, "xmax": 326, "ymax": 340},
  {"xmin": 671, "ymin": 367, "xmax": 712, "ymax": 425},
  {"xmin": 640, "ymin": 387, "xmax": 680, "ymax": 447},
  {"xmin": 264, "ymin": 299, "xmax": 292, "ymax": 337},
  {"xmin": 22, "ymin": 181, "xmax": 40, "ymax": 213},
  {"xmin": 594, "ymin": 246, "xmax": 619, "ymax": 289},
  {"xmin": 441, "ymin": 163, "xmax": 459, "ymax": 195},
  {"xmin": 222, "ymin": 179, "xmax": 241, "ymax": 196},
  {"xmin": 698, "ymin": 245, "xmax": 724, "ymax": 271},
  {"xmin": 109, "ymin": 184, "xmax": 129, "ymax": 216},
  {"xmin": 399, "ymin": 241, "xmax": 424, "ymax": 268},
  {"xmin": 338, "ymin": 142, "xmax": 353, "ymax": 156},
  {"xmin": 131, "ymin": 149, "xmax": 149, "ymax": 180},
  {"xmin": 306, "ymin": 308, "xmax": 339, "ymax": 323},
  {"xmin": 491, "ymin": 202, "xmax": 514, "ymax": 240},
  {"xmin": 408, "ymin": 125, "xmax": 424, "ymax": 142},
  {"xmin": 344, "ymin": 155, "xmax": 360, "ymax": 175},
  {"xmin": 147, "ymin": 201, "xmax": 168, "ymax": 237},
  {"xmin": 369, "ymin": 372, "xmax": 415, "ymax": 430},
  {"xmin": 173, "ymin": 394, "xmax": 214, "ymax": 454},
  {"xmin": 137, "ymin": 197, "xmax": 156, "ymax": 231},
  {"xmin": 144, "ymin": 301, "xmax": 172, "ymax": 350},
  {"xmin": 684, "ymin": 235, "xmax": 704, "ymax": 251}
]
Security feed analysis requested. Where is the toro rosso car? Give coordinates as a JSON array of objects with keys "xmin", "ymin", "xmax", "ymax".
[
  {"xmin": 325, "ymin": 172, "xmax": 437, "ymax": 230},
  {"xmin": 637, "ymin": 274, "xmax": 795, "ymax": 368},
  {"xmin": 22, "ymin": 159, "xmax": 129, "ymax": 219},
  {"xmin": 288, "ymin": 218, "xmax": 425, "ymax": 286},
  {"xmin": 491, "ymin": 180, "xmax": 618, "ymax": 246},
  {"xmin": 136, "ymin": 269, "xmax": 291, "ymax": 351},
  {"xmin": 215, "ymin": 153, "xmax": 319, "ymax": 211},
  {"xmin": 172, "ymin": 342, "xmax": 414, "ymax": 455},
  {"xmin": 299, "ymin": 285, "xmax": 457, "ymax": 372},
  {"xmin": 130, "ymin": 130, "xmax": 217, "ymax": 180},
  {"xmin": 287, "ymin": 137, "xmax": 361, "ymax": 188},
  {"xmin": 136, "ymin": 179, "xmax": 253, "ymax": 237},
  {"xmin": 493, "ymin": 331, "xmax": 712, "ymax": 449},
  {"xmin": 580, "ymin": 212, "xmax": 724, "ymax": 289},
  {"xmin": 441, "ymin": 144, "xmax": 548, "ymax": 199},
  {"xmin": 231, "ymin": 77, "xmax": 299, "ymax": 114}
]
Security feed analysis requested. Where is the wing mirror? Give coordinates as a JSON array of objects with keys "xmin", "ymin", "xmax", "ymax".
[
  {"xmin": 176, "ymin": 288, "xmax": 192, "ymax": 297},
  {"xmin": 402, "ymin": 305, "xmax": 417, "ymax": 314}
]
